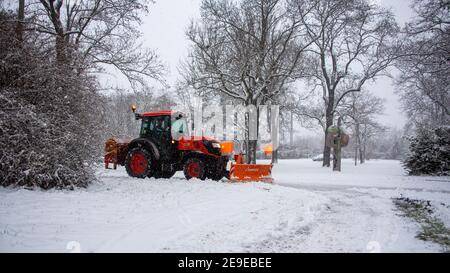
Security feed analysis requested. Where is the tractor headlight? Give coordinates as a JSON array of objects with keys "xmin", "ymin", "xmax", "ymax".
[{"xmin": 212, "ymin": 142, "xmax": 221, "ymax": 149}]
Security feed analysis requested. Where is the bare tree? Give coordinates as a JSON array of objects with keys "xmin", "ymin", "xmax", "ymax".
[
  {"xmin": 340, "ymin": 91, "xmax": 385, "ymax": 164},
  {"xmin": 267, "ymin": 86, "xmax": 303, "ymax": 163},
  {"xmin": 182, "ymin": 0, "xmax": 315, "ymax": 163},
  {"xmin": 291, "ymin": 0, "xmax": 400, "ymax": 167},
  {"xmin": 396, "ymin": 0, "xmax": 450, "ymax": 130},
  {"xmin": 27, "ymin": 0, "xmax": 163, "ymax": 88}
]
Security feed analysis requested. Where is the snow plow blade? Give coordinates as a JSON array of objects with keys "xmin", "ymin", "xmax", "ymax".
[{"xmin": 229, "ymin": 163, "xmax": 273, "ymax": 183}]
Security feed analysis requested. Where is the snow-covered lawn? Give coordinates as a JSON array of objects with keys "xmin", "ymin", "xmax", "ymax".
[{"xmin": 1, "ymin": 159, "xmax": 449, "ymax": 252}]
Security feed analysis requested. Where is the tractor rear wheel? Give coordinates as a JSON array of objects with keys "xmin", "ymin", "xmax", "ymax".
[
  {"xmin": 125, "ymin": 148, "xmax": 153, "ymax": 178},
  {"xmin": 183, "ymin": 158, "xmax": 207, "ymax": 180}
]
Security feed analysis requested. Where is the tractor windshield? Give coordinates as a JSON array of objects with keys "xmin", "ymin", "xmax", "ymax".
[
  {"xmin": 140, "ymin": 115, "xmax": 171, "ymax": 138},
  {"xmin": 171, "ymin": 116, "xmax": 189, "ymax": 140}
]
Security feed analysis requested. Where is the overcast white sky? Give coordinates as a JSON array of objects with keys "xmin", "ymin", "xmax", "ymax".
[{"xmin": 138, "ymin": 0, "xmax": 414, "ymax": 130}]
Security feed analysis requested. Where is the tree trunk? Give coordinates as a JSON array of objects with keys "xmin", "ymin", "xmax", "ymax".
[
  {"xmin": 359, "ymin": 132, "xmax": 364, "ymax": 164},
  {"xmin": 16, "ymin": 0, "xmax": 25, "ymax": 43},
  {"xmin": 270, "ymin": 105, "xmax": 279, "ymax": 164},
  {"xmin": 363, "ymin": 146, "xmax": 366, "ymax": 162},
  {"xmin": 247, "ymin": 140, "xmax": 257, "ymax": 164},
  {"xmin": 270, "ymin": 116, "xmax": 279, "ymax": 164},
  {"xmin": 359, "ymin": 145, "xmax": 364, "ymax": 164},
  {"xmin": 323, "ymin": 113, "xmax": 333, "ymax": 167},
  {"xmin": 354, "ymin": 123, "xmax": 359, "ymax": 166},
  {"xmin": 272, "ymin": 149, "xmax": 278, "ymax": 164},
  {"xmin": 333, "ymin": 118, "xmax": 342, "ymax": 172},
  {"xmin": 290, "ymin": 111, "xmax": 294, "ymax": 147},
  {"xmin": 323, "ymin": 87, "xmax": 335, "ymax": 167},
  {"xmin": 244, "ymin": 102, "xmax": 258, "ymax": 164},
  {"xmin": 360, "ymin": 137, "xmax": 366, "ymax": 164},
  {"xmin": 45, "ymin": 1, "xmax": 67, "ymax": 64},
  {"xmin": 56, "ymin": 35, "xmax": 67, "ymax": 64}
]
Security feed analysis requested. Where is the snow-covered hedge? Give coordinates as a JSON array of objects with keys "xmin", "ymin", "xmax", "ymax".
[
  {"xmin": 0, "ymin": 89, "xmax": 96, "ymax": 189},
  {"xmin": 0, "ymin": 11, "xmax": 102, "ymax": 189},
  {"xmin": 403, "ymin": 126, "xmax": 450, "ymax": 176}
]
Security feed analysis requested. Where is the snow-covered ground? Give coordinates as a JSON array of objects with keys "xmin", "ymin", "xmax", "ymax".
[
  {"xmin": 0, "ymin": 167, "xmax": 326, "ymax": 252},
  {"xmin": 1, "ymin": 159, "xmax": 449, "ymax": 252},
  {"xmin": 271, "ymin": 160, "xmax": 450, "ymax": 252}
]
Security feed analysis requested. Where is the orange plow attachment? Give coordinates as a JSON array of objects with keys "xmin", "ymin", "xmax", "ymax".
[
  {"xmin": 229, "ymin": 162, "xmax": 273, "ymax": 183},
  {"xmin": 227, "ymin": 153, "xmax": 273, "ymax": 183}
]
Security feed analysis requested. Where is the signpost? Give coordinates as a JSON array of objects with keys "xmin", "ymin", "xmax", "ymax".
[{"xmin": 326, "ymin": 117, "xmax": 349, "ymax": 172}]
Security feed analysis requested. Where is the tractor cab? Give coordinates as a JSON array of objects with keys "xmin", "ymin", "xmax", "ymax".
[
  {"xmin": 138, "ymin": 111, "xmax": 186, "ymax": 136},
  {"xmin": 135, "ymin": 110, "xmax": 189, "ymax": 140}
]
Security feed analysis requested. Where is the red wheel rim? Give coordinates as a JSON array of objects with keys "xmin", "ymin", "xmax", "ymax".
[
  {"xmin": 130, "ymin": 152, "xmax": 147, "ymax": 175},
  {"xmin": 187, "ymin": 161, "xmax": 201, "ymax": 178}
]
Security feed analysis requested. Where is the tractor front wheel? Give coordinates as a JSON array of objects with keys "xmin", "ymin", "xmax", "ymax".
[
  {"xmin": 183, "ymin": 158, "xmax": 207, "ymax": 180},
  {"xmin": 208, "ymin": 170, "xmax": 224, "ymax": 181},
  {"xmin": 125, "ymin": 148, "xmax": 153, "ymax": 178}
]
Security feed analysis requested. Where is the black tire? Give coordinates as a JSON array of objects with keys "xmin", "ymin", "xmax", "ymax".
[
  {"xmin": 208, "ymin": 171, "xmax": 224, "ymax": 181},
  {"xmin": 125, "ymin": 147, "xmax": 153, "ymax": 178},
  {"xmin": 153, "ymin": 170, "xmax": 177, "ymax": 179},
  {"xmin": 206, "ymin": 158, "xmax": 227, "ymax": 181},
  {"xmin": 183, "ymin": 158, "xmax": 207, "ymax": 180}
]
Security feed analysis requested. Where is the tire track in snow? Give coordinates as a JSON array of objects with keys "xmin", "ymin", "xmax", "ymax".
[{"xmin": 251, "ymin": 185, "xmax": 440, "ymax": 253}]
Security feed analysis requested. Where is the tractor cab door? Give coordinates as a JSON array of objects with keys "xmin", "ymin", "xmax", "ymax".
[
  {"xmin": 140, "ymin": 115, "xmax": 176, "ymax": 160},
  {"xmin": 171, "ymin": 115, "xmax": 189, "ymax": 141}
]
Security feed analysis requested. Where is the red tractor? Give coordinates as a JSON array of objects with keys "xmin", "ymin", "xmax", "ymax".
[{"xmin": 104, "ymin": 107, "xmax": 273, "ymax": 182}]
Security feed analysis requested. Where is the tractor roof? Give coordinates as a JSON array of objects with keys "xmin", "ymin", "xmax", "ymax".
[{"xmin": 142, "ymin": 110, "xmax": 176, "ymax": 117}]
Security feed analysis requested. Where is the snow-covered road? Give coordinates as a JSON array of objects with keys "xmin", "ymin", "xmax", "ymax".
[
  {"xmin": 1, "ymin": 159, "xmax": 449, "ymax": 252},
  {"xmin": 268, "ymin": 160, "xmax": 450, "ymax": 252}
]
